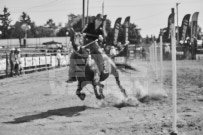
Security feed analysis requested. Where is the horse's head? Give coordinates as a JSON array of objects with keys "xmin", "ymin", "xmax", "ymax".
[
  {"xmin": 74, "ymin": 32, "xmax": 84, "ymax": 46},
  {"xmin": 67, "ymin": 28, "xmax": 84, "ymax": 47},
  {"xmin": 69, "ymin": 29, "xmax": 101, "ymax": 55}
]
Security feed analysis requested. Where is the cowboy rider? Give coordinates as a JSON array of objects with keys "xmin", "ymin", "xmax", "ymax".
[
  {"xmin": 83, "ymin": 14, "xmax": 106, "ymax": 47},
  {"xmin": 66, "ymin": 13, "xmax": 106, "ymax": 82}
]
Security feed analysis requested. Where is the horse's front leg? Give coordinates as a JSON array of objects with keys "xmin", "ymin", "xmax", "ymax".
[
  {"xmin": 92, "ymin": 80, "xmax": 105, "ymax": 100},
  {"xmin": 91, "ymin": 71, "xmax": 102, "ymax": 100},
  {"xmin": 92, "ymin": 84, "xmax": 101, "ymax": 100},
  {"xmin": 76, "ymin": 81, "xmax": 86, "ymax": 100},
  {"xmin": 92, "ymin": 83, "xmax": 105, "ymax": 100}
]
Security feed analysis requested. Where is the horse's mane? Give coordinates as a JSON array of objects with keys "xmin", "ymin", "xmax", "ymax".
[
  {"xmin": 69, "ymin": 30, "xmax": 79, "ymax": 51},
  {"xmin": 68, "ymin": 30, "xmax": 90, "ymax": 58}
]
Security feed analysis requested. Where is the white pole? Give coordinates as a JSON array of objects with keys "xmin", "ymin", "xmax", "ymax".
[
  {"xmin": 151, "ymin": 43, "xmax": 154, "ymax": 70},
  {"xmin": 154, "ymin": 41, "xmax": 158, "ymax": 79},
  {"xmin": 153, "ymin": 42, "xmax": 155, "ymax": 72},
  {"xmin": 150, "ymin": 45, "xmax": 153, "ymax": 65},
  {"xmin": 82, "ymin": 0, "xmax": 85, "ymax": 28},
  {"xmin": 176, "ymin": 3, "xmax": 180, "ymax": 47},
  {"xmin": 151, "ymin": 45, "xmax": 153, "ymax": 68},
  {"xmin": 149, "ymin": 46, "xmax": 151, "ymax": 65},
  {"xmin": 160, "ymin": 29, "xmax": 163, "ymax": 90},
  {"xmin": 171, "ymin": 8, "xmax": 178, "ymax": 135},
  {"xmin": 87, "ymin": 0, "xmax": 89, "ymax": 24}
]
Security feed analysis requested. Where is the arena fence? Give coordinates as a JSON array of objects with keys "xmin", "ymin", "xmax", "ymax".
[
  {"xmin": 0, "ymin": 37, "xmax": 71, "ymax": 48},
  {"xmin": 0, "ymin": 52, "xmax": 70, "ymax": 78}
]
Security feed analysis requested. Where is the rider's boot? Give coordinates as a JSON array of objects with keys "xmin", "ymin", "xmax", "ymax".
[{"xmin": 66, "ymin": 77, "xmax": 77, "ymax": 82}]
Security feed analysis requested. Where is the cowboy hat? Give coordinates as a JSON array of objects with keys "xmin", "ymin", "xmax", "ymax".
[{"xmin": 96, "ymin": 14, "xmax": 103, "ymax": 20}]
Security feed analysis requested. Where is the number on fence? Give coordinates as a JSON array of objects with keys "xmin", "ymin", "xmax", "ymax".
[{"xmin": 114, "ymin": 57, "xmax": 126, "ymax": 64}]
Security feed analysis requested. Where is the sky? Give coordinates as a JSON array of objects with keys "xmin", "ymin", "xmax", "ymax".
[{"xmin": 0, "ymin": 0, "xmax": 203, "ymax": 37}]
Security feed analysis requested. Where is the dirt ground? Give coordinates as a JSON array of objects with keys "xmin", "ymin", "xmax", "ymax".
[{"xmin": 0, "ymin": 59, "xmax": 203, "ymax": 135}]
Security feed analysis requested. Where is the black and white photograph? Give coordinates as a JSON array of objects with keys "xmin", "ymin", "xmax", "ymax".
[{"xmin": 0, "ymin": 0, "xmax": 203, "ymax": 135}]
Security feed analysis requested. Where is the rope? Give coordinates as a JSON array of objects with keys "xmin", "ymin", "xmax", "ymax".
[
  {"xmin": 71, "ymin": 39, "xmax": 99, "ymax": 58},
  {"xmin": 85, "ymin": 86, "xmax": 94, "ymax": 95},
  {"xmin": 81, "ymin": 39, "xmax": 98, "ymax": 49},
  {"xmin": 72, "ymin": 48, "xmax": 88, "ymax": 58}
]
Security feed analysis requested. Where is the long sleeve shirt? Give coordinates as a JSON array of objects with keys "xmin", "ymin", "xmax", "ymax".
[{"xmin": 83, "ymin": 22, "xmax": 103, "ymax": 41}]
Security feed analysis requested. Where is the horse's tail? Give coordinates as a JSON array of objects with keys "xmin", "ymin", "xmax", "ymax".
[
  {"xmin": 123, "ymin": 63, "xmax": 137, "ymax": 71},
  {"xmin": 103, "ymin": 53, "xmax": 137, "ymax": 72},
  {"xmin": 116, "ymin": 63, "xmax": 137, "ymax": 71}
]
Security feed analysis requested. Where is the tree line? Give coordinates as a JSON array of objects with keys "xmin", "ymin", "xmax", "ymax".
[{"xmin": 0, "ymin": 7, "xmax": 142, "ymax": 45}]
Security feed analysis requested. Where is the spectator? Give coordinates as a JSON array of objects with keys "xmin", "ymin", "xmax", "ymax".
[
  {"xmin": 14, "ymin": 48, "xmax": 22, "ymax": 75},
  {"xmin": 56, "ymin": 49, "xmax": 62, "ymax": 67},
  {"xmin": 184, "ymin": 37, "xmax": 191, "ymax": 59},
  {"xmin": 165, "ymin": 44, "xmax": 170, "ymax": 60},
  {"xmin": 141, "ymin": 47, "xmax": 146, "ymax": 60},
  {"xmin": 45, "ymin": 49, "xmax": 50, "ymax": 56},
  {"xmin": 9, "ymin": 48, "xmax": 15, "ymax": 76},
  {"xmin": 117, "ymin": 42, "xmax": 123, "ymax": 52},
  {"xmin": 192, "ymin": 37, "xmax": 197, "ymax": 60}
]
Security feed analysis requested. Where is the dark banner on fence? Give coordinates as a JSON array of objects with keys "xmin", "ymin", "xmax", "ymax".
[
  {"xmin": 123, "ymin": 16, "xmax": 130, "ymax": 44},
  {"xmin": 191, "ymin": 12, "xmax": 199, "ymax": 38},
  {"xmin": 113, "ymin": 17, "xmax": 122, "ymax": 46},
  {"xmin": 180, "ymin": 14, "xmax": 191, "ymax": 41}
]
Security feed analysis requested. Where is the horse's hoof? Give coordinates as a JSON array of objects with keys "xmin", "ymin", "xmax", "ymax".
[
  {"xmin": 79, "ymin": 93, "xmax": 86, "ymax": 100},
  {"xmin": 124, "ymin": 93, "xmax": 128, "ymax": 98},
  {"xmin": 96, "ymin": 95, "xmax": 103, "ymax": 100},
  {"xmin": 101, "ymin": 84, "xmax": 104, "ymax": 88},
  {"xmin": 101, "ymin": 94, "xmax": 105, "ymax": 99}
]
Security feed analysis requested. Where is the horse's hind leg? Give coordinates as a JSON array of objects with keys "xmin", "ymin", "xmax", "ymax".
[
  {"xmin": 113, "ymin": 69, "xmax": 127, "ymax": 97},
  {"xmin": 115, "ymin": 76, "xmax": 127, "ymax": 97},
  {"xmin": 76, "ymin": 81, "xmax": 86, "ymax": 100},
  {"xmin": 93, "ymin": 84, "xmax": 100, "ymax": 100}
]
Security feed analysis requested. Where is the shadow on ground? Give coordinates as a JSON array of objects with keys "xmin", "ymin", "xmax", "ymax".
[{"xmin": 3, "ymin": 105, "xmax": 90, "ymax": 124}]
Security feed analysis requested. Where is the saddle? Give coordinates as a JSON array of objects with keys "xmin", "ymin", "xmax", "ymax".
[
  {"xmin": 86, "ymin": 53, "xmax": 109, "ymax": 81},
  {"xmin": 87, "ymin": 53, "xmax": 109, "ymax": 73},
  {"xmin": 73, "ymin": 32, "xmax": 109, "ymax": 77}
]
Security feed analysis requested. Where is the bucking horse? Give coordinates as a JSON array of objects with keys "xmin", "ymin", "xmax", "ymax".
[{"xmin": 69, "ymin": 31, "xmax": 128, "ymax": 100}]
